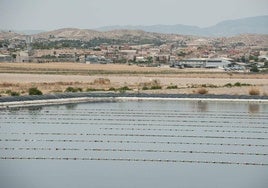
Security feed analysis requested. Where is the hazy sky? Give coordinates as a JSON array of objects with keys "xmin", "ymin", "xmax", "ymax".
[{"xmin": 0, "ymin": 0, "xmax": 268, "ymax": 30}]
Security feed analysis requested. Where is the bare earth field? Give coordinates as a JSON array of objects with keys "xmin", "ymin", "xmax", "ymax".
[{"xmin": 0, "ymin": 63, "xmax": 267, "ymax": 96}]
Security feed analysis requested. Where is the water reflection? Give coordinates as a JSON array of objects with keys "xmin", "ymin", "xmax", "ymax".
[
  {"xmin": 248, "ymin": 103, "xmax": 260, "ymax": 114},
  {"xmin": 196, "ymin": 101, "xmax": 208, "ymax": 112},
  {"xmin": 27, "ymin": 106, "xmax": 43, "ymax": 116},
  {"xmin": 65, "ymin": 103, "xmax": 78, "ymax": 110}
]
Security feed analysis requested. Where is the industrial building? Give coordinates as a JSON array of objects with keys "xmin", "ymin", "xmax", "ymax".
[{"xmin": 171, "ymin": 58, "xmax": 233, "ymax": 69}]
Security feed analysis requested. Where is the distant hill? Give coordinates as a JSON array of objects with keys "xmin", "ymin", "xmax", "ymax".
[
  {"xmin": 204, "ymin": 16, "xmax": 268, "ymax": 36},
  {"xmin": 1, "ymin": 15, "xmax": 267, "ymax": 37},
  {"xmin": 17, "ymin": 30, "xmax": 47, "ymax": 35},
  {"xmin": 96, "ymin": 15, "xmax": 268, "ymax": 36},
  {"xmin": 1, "ymin": 21, "xmax": 267, "ymax": 48},
  {"xmin": 32, "ymin": 28, "xmax": 189, "ymax": 43},
  {"xmin": 34, "ymin": 28, "xmax": 104, "ymax": 40},
  {"xmin": 0, "ymin": 31, "xmax": 25, "ymax": 40}
]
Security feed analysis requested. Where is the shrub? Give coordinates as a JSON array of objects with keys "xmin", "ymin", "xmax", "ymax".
[
  {"xmin": 5, "ymin": 90, "xmax": 12, "ymax": 94},
  {"xmin": 197, "ymin": 88, "xmax": 208, "ymax": 95},
  {"xmin": 167, "ymin": 85, "xmax": 178, "ymax": 89},
  {"xmin": 86, "ymin": 88, "xmax": 104, "ymax": 92},
  {"xmin": 142, "ymin": 86, "xmax": 149, "ymax": 90},
  {"xmin": 151, "ymin": 79, "xmax": 160, "ymax": 86},
  {"xmin": 108, "ymin": 87, "xmax": 116, "ymax": 91},
  {"xmin": 10, "ymin": 91, "xmax": 20, "ymax": 96},
  {"xmin": 249, "ymin": 88, "xmax": 260, "ymax": 95},
  {"xmin": 224, "ymin": 83, "xmax": 251, "ymax": 87},
  {"xmin": 65, "ymin": 87, "xmax": 82, "ymax": 93},
  {"xmin": 93, "ymin": 78, "xmax": 111, "ymax": 85},
  {"xmin": 234, "ymin": 82, "xmax": 242, "ymax": 87},
  {"xmin": 29, "ymin": 87, "xmax": 43, "ymax": 95},
  {"xmin": 250, "ymin": 65, "xmax": 259, "ymax": 73},
  {"xmin": 150, "ymin": 85, "xmax": 162, "ymax": 90},
  {"xmin": 118, "ymin": 86, "xmax": 131, "ymax": 91},
  {"xmin": 76, "ymin": 88, "xmax": 83, "ymax": 92},
  {"xmin": 224, "ymin": 83, "xmax": 233, "ymax": 87},
  {"xmin": 6, "ymin": 90, "xmax": 20, "ymax": 96}
]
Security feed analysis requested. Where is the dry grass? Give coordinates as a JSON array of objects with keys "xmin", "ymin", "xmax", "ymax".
[
  {"xmin": 249, "ymin": 88, "xmax": 260, "ymax": 95},
  {"xmin": 93, "ymin": 78, "xmax": 111, "ymax": 85},
  {"xmin": 0, "ymin": 62, "xmax": 268, "ymax": 96},
  {"xmin": 196, "ymin": 88, "xmax": 208, "ymax": 95}
]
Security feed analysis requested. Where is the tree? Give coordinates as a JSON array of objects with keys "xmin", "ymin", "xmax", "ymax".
[
  {"xmin": 249, "ymin": 55, "xmax": 258, "ymax": 62},
  {"xmin": 241, "ymin": 56, "xmax": 246, "ymax": 63},
  {"xmin": 146, "ymin": 56, "xmax": 153, "ymax": 64},
  {"xmin": 250, "ymin": 65, "xmax": 259, "ymax": 73},
  {"xmin": 264, "ymin": 61, "xmax": 268, "ymax": 68},
  {"xmin": 29, "ymin": 87, "xmax": 43, "ymax": 95}
]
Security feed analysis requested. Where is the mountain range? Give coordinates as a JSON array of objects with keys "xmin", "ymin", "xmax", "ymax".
[
  {"xmin": 0, "ymin": 15, "xmax": 267, "ymax": 47},
  {"xmin": 96, "ymin": 15, "xmax": 268, "ymax": 37}
]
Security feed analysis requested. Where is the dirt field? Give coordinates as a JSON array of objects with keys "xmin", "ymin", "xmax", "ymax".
[{"xmin": 0, "ymin": 63, "xmax": 267, "ymax": 96}]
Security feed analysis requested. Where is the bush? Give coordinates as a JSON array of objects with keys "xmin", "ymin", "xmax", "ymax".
[
  {"xmin": 29, "ymin": 87, "xmax": 43, "ymax": 95},
  {"xmin": 10, "ymin": 91, "xmax": 20, "ymax": 96},
  {"xmin": 118, "ymin": 86, "xmax": 131, "ymax": 91},
  {"xmin": 224, "ymin": 83, "xmax": 251, "ymax": 87},
  {"xmin": 250, "ymin": 65, "xmax": 259, "ymax": 73},
  {"xmin": 65, "ymin": 87, "xmax": 82, "ymax": 93},
  {"xmin": 167, "ymin": 85, "xmax": 178, "ymax": 89},
  {"xmin": 249, "ymin": 88, "xmax": 260, "ymax": 95},
  {"xmin": 142, "ymin": 86, "xmax": 149, "ymax": 90},
  {"xmin": 150, "ymin": 85, "xmax": 162, "ymax": 90},
  {"xmin": 224, "ymin": 83, "xmax": 233, "ymax": 87},
  {"xmin": 197, "ymin": 88, "xmax": 208, "ymax": 95},
  {"xmin": 6, "ymin": 90, "xmax": 20, "ymax": 96},
  {"xmin": 108, "ymin": 87, "xmax": 116, "ymax": 91},
  {"xmin": 234, "ymin": 82, "xmax": 242, "ymax": 87},
  {"xmin": 86, "ymin": 88, "xmax": 104, "ymax": 92},
  {"xmin": 93, "ymin": 78, "xmax": 111, "ymax": 85}
]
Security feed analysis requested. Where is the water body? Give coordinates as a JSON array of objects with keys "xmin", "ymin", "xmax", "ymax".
[{"xmin": 0, "ymin": 100, "xmax": 268, "ymax": 188}]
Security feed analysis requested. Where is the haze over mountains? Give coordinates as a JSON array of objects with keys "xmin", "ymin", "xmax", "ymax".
[
  {"xmin": 97, "ymin": 15, "xmax": 268, "ymax": 37},
  {"xmin": 0, "ymin": 15, "xmax": 267, "ymax": 40}
]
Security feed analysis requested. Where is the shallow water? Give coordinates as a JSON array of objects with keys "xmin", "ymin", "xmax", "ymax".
[{"xmin": 0, "ymin": 100, "xmax": 268, "ymax": 188}]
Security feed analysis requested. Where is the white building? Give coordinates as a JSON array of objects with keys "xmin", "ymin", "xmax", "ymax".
[
  {"xmin": 16, "ymin": 51, "xmax": 31, "ymax": 62},
  {"xmin": 0, "ymin": 54, "xmax": 12, "ymax": 62},
  {"xmin": 173, "ymin": 58, "xmax": 233, "ymax": 69}
]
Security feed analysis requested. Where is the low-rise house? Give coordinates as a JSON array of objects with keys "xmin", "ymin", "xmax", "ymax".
[
  {"xmin": 86, "ymin": 55, "xmax": 111, "ymax": 64},
  {"xmin": 0, "ymin": 54, "xmax": 12, "ymax": 62},
  {"xmin": 16, "ymin": 51, "xmax": 31, "ymax": 62}
]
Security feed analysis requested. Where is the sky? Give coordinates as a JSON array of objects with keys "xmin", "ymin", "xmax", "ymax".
[{"xmin": 0, "ymin": 0, "xmax": 268, "ymax": 30}]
